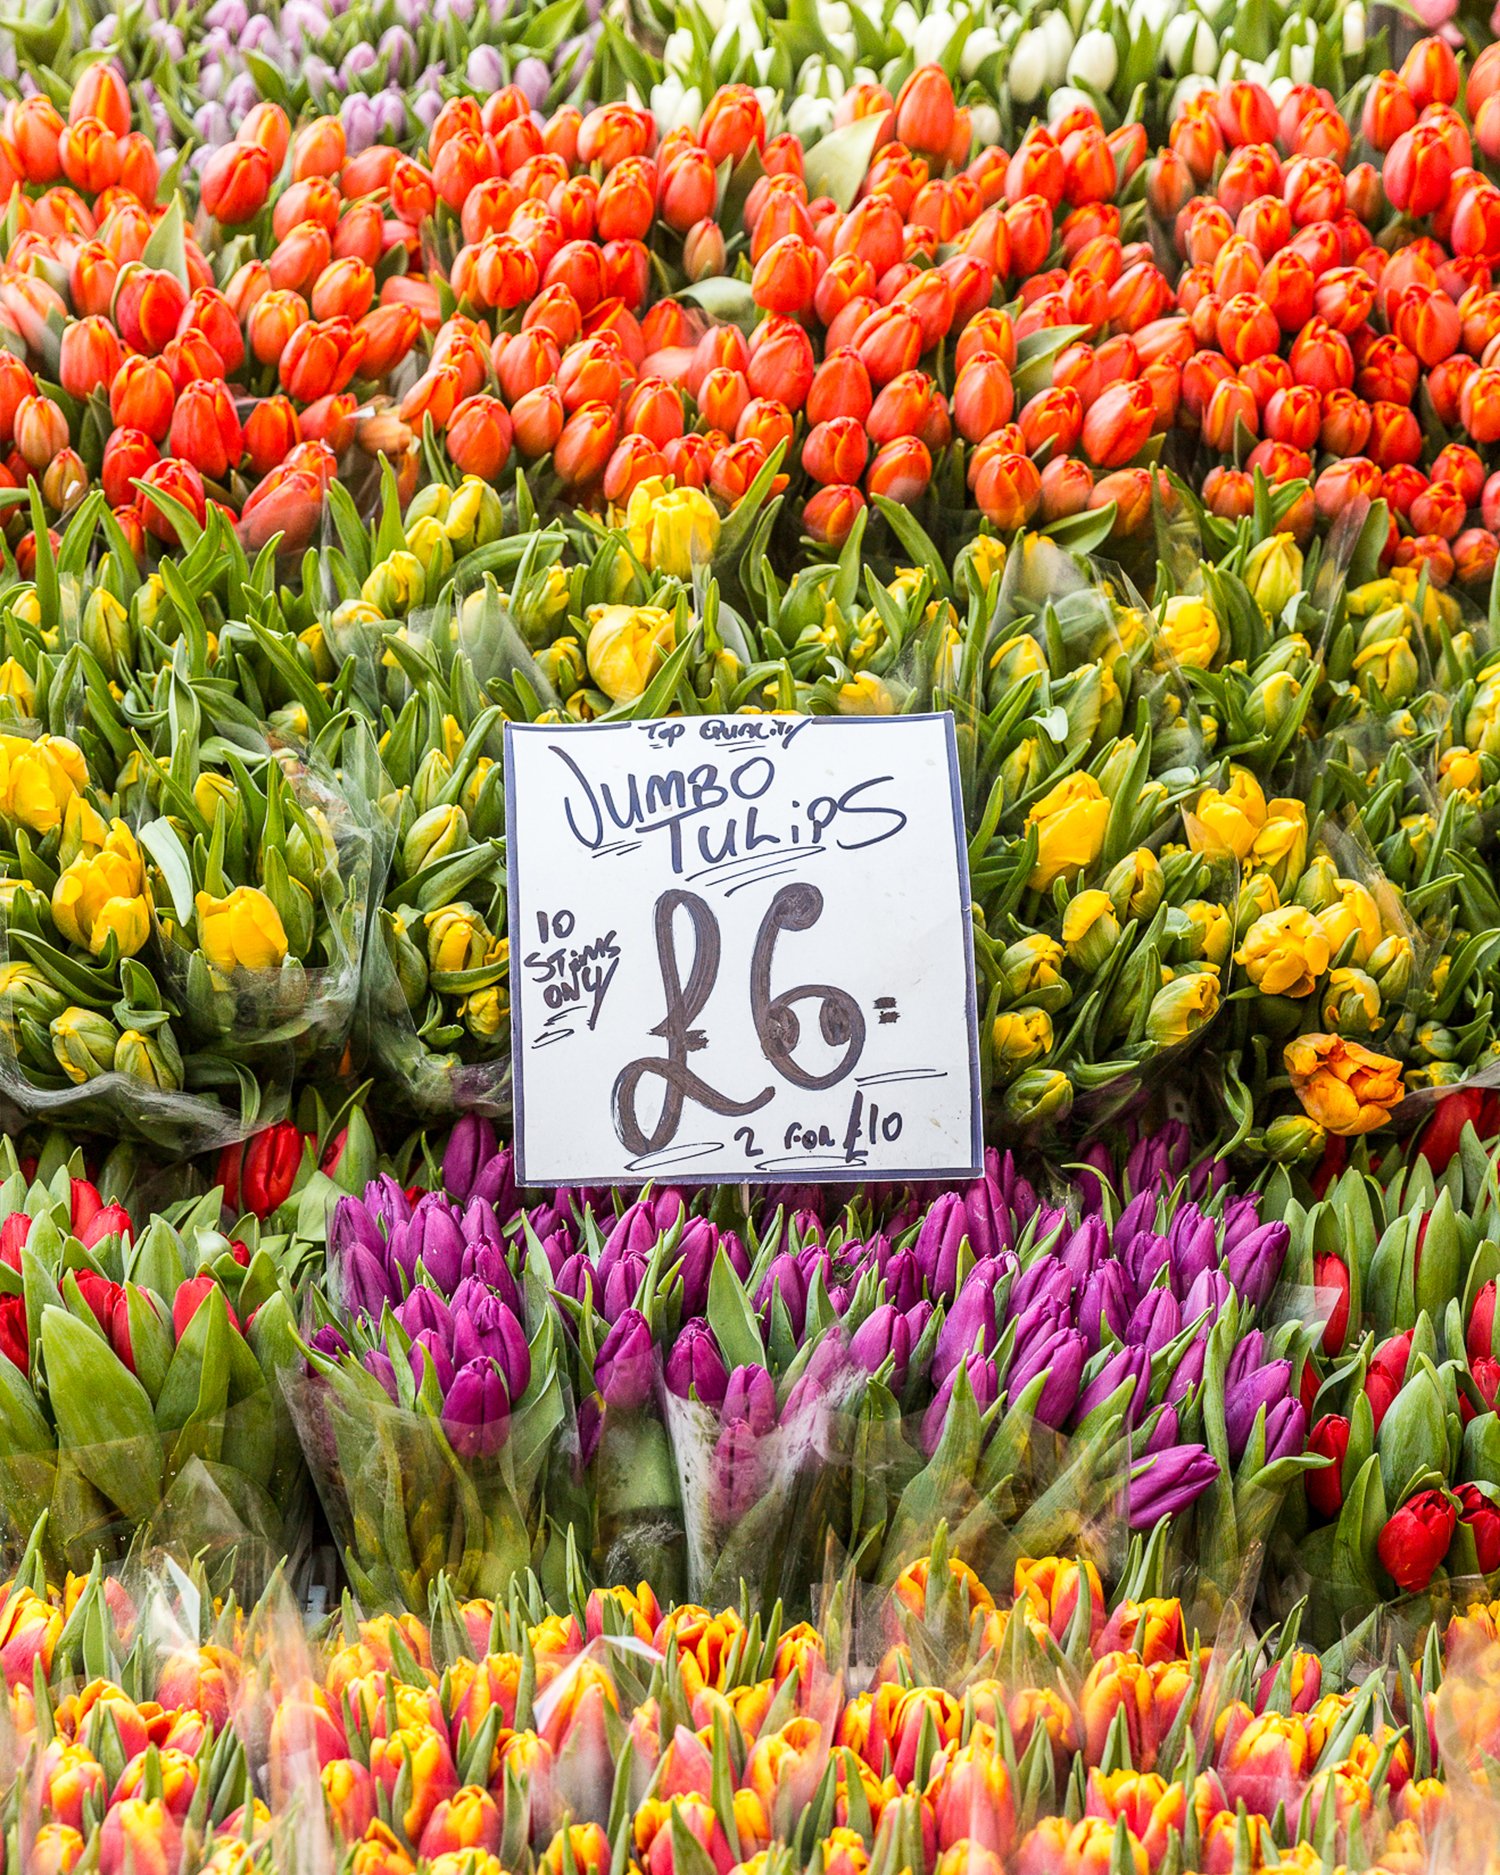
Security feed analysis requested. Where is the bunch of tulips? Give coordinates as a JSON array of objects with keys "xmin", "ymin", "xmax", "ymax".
[{"xmin": 3, "ymin": 1536, "xmax": 1500, "ymax": 1874}]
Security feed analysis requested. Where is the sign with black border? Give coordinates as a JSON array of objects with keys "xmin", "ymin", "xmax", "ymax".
[{"xmin": 505, "ymin": 713, "xmax": 981, "ymax": 1186}]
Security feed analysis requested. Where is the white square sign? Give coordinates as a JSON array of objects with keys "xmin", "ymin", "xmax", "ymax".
[{"xmin": 505, "ymin": 714, "xmax": 981, "ymax": 1186}]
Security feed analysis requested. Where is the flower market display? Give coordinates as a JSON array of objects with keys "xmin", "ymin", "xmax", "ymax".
[{"xmin": 12, "ymin": 0, "xmax": 1500, "ymax": 1865}]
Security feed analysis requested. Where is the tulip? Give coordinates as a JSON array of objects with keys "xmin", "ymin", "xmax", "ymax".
[
  {"xmin": 1378, "ymin": 1489, "xmax": 1458, "ymax": 1594},
  {"xmin": 1122, "ymin": 1444, "xmax": 1219, "ymax": 1529}
]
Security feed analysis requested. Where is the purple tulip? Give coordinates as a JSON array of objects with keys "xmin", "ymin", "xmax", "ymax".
[
  {"xmin": 931, "ymin": 1261, "xmax": 1004, "ymax": 1387},
  {"xmin": 450, "ymin": 1290, "xmax": 530, "ymax": 1389},
  {"xmin": 1124, "ymin": 1231, "xmax": 1171, "ymax": 1295},
  {"xmin": 664, "ymin": 1319, "xmax": 729, "ymax": 1408},
  {"xmin": 1225, "ymin": 1331, "xmax": 1267, "ymax": 1389},
  {"xmin": 341, "ymin": 1245, "xmax": 399, "ymax": 1320},
  {"xmin": 1073, "ymin": 1346, "xmax": 1150, "ymax": 1429},
  {"xmin": 407, "ymin": 1195, "xmax": 465, "ymax": 1294},
  {"xmin": 882, "ymin": 1247, "xmax": 925, "ymax": 1314},
  {"xmin": 1144, "ymin": 1404, "xmax": 1179, "ymax": 1453},
  {"xmin": 514, "ymin": 54, "xmax": 551, "ymax": 105},
  {"xmin": 1006, "ymin": 1325, "xmax": 1087, "ymax": 1430},
  {"xmin": 309, "ymin": 1325, "xmax": 349, "ymax": 1361},
  {"xmin": 596, "ymin": 1308, "xmax": 654, "ymax": 1412},
  {"xmin": 1166, "ymin": 1208, "xmax": 1218, "ymax": 1297},
  {"xmin": 396, "ymin": 1286, "xmax": 453, "ymax": 1343},
  {"xmin": 364, "ymin": 1349, "xmax": 399, "ymax": 1402},
  {"xmin": 466, "ymin": 43, "xmax": 506, "ymax": 91},
  {"xmin": 755, "ymin": 1253, "xmax": 807, "ymax": 1339},
  {"xmin": 1224, "ymin": 1222, "xmax": 1289, "ymax": 1311},
  {"xmin": 723, "ymin": 1364, "xmax": 776, "ymax": 1435},
  {"xmin": 1261, "ymin": 1398, "xmax": 1307, "ymax": 1464},
  {"xmin": 1007, "ymin": 1256, "xmax": 1071, "ymax": 1321},
  {"xmin": 1165, "ymin": 1334, "xmax": 1207, "ymax": 1406},
  {"xmin": 962, "ymin": 1177, "xmax": 1005, "ymax": 1261},
  {"xmin": 1182, "ymin": 1269, "xmax": 1232, "ymax": 1326},
  {"xmin": 443, "ymin": 1358, "xmax": 511, "ymax": 1458},
  {"xmin": 1122, "ymin": 1443, "xmax": 1218, "ymax": 1529},
  {"xmin": 1058, "ymin": 1216, "xmax": 1106, "ymax": 1288},
  {"xmin": 784, "ymin": 1328, "xmax": 849, "ymax": 1421},
  {"xmin": 599, "ymin": 1250, "xmax": 647, "ymax": 1324},
  {"xmin": 1126, "ymin": 1287, "xmax": 1180, "ymax": 1356},
  {"xmin": 1225, "ymin": 1360, "xmax": 1293, "ymax": 1463},
  {"xmin": 455, "ymin": 1249, "xmax": 523, "ymax": 1319},
  {"xmin": 1078, "ymin": 1263, "xmax": 1130, "ymax": 1350},
  {"xmin": 913, "ymin": 1192, "xmax": 967, "ymax": 1301},
  {"xmin": 921, "ymin": 1351, "xmax": 999, "ymax": 1456},
  {"xmin": 410, "ymin": 1328, "xmax": 455, "ymax": 1395},
  {"xmin": 850, "ymin": 1304, "xmax": 915, "ymax": 1392}
]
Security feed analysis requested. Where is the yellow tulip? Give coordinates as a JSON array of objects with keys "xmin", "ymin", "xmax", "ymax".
[
  {"xmin": 626, "ymin": 478, "xmax": 722, "ymax": 579},
  {"xmin": 585, "ymin": 604, "xmax": 676, "ymax": 703},
  {"xmin": 1146, "ymin": 967, "xmax": 1221, "ymax": 1046},
  {"xmin": 1243, "ymin": 535, "xmax": 1304, "ymax": 617},
  {"xmin": 51, "ymin": 822, "xmax": 150, "ymax": 958},
  {"xmin": 195, "ymin": 887, "xmax": 289, "ymax": 973},
  {"xmin": 1189, "ymin": 768, "xmax": 1267, "ymax": 861},
  {"xmin": 1156, "ymin": 595, "xmax": 1221, "ymax": 670},
  {"xmin": 1025, "ymin": 773, "xmax": 1110, "ymax": 891},
  {"xmin": 1183, "ymin": 900, "xmax": 1233, "ymax": 968},
  {"xmin": 965, "ymin": 534, "xmax": 1007, "ymax": 592},
  {"xmin": 1061, "ymin": 889, "xmax": 1120, "ymax": 970},
  {"xmin": 837, "ymin": 673, "xmax": 897, "ymax": 715},
  {"xmin": 425, "ymin": 903, "xmax": 491, "ymax": 975},
  {"xmin": 0, "ymin": 733, "xmax": 87, "ymax": 836},
  {"xmin": 1285, "ymin": 1033, "xmax": 1403, "ymax": 1136},
  {"xmin": 1245, "ymin": 799, "xmax": 1307, "ymax": 894},
  {"xmin": 1439, "ymin": 746, "xmax": 1482, "ymax": 798},
  {"xmin": 1316, "ymin": 879, "xmax": 1383, "ymax": 969},
  {"xmin": 991, "ymin": 1006, "xmax": 1053, "ymax": 1071},
  {"xmin": 1235, "ymin": 905, "xmax": 1331, "ymax": 999}
]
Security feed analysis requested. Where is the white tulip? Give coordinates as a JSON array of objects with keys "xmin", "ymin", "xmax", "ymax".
[
  {"xmin": 753, "ymin": 44, "xmax": 778, "ymax": 79},
  {"xmin": 663, "ymin": 27, "xmax": 695, "ymax": 72},
  {"xmin": 787, "ymin": 91, "xmax": 836, "ymax": 138},
  {"xmin": 960, "ymin": 25, "xmax": 1001, "ymax": 74},
  {"xmin": 995, "ymin": 6, "xmax": 1018, "ymax": 32},
  {"xmin": 1288, "ymin": 42, "xmax": 1313, "ymax": 83},
  {"xmin": 755, "ymin": 83, "xmax": 778, "ymax": 119},
  {"xmin": 1163, "ymin": 12, "xmax": 1213, "ymax": 74},
  {"xmin": 891, "ymin": 1, "xmax": 921, "ymax": 42},
  {"xmin": 1048, "ymin": 84, "xmax": 1094, "ymax": 121},
  {"xmin": 824, "ymin": 0, "xmax": 852, "ymax": 29},
  {"xmin": 969, "ymin": 100, "xmax": 1001, "ymax": 146},
  {"xmin": 1267, "ymin": 73, "xmax": 1294, "ymax": 105},
  {"xmin": 1041, "ymin": 9, "xmax": 1075, "ymax": 84},
  {"xmin": 650, "ymin": 76, "xmax": 684, "ymax": 122},
  {"xmin": 1343, "ymin": 1, "xmax": 1365, "ymax": 53},
  {"xmin": 1068, "ymin": 26, "xmax": 1118, "ymax": 90},
  {"xmin": 1216, "ymin": 47, "xmax": 1240, "ymax": 83},
  {"xmin": 1139, "ymin": 0, "xmax": 1179, "ymax": 30},
  {"xmin": 1009, "ymin": 26, "xmax": 1048, "ymax": 101},
  {"xmin": 1066, "ymin": 0, "xmax": 1090, "ymax": 30},
  {"xmin": 827, "ymin": 27, "xmax": 858, "ymax": 57},
  {"xmin": 853, "ymin": 62, "xmax": 878, "ymax": 85},
  {"xmin": 1237, "ymin": 57, "xmax": 1265, "ymax": 86},
  {"xmin": 914, "ymin": 10, "xmax": 955, "ymax": 64}
]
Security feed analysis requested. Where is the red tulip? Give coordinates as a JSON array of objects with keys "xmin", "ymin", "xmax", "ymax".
[
  {"xmin": 217, "ymin": 1119, "xmax": 304, "ymax": 1217},
  {"xmin": 1377, "ymin": 1489, "xmax": 1457, "ymax": 1595},
  {"xmin": 1305, "ymin": 1415, "xmax": 1349, "ymax": 1520}
]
